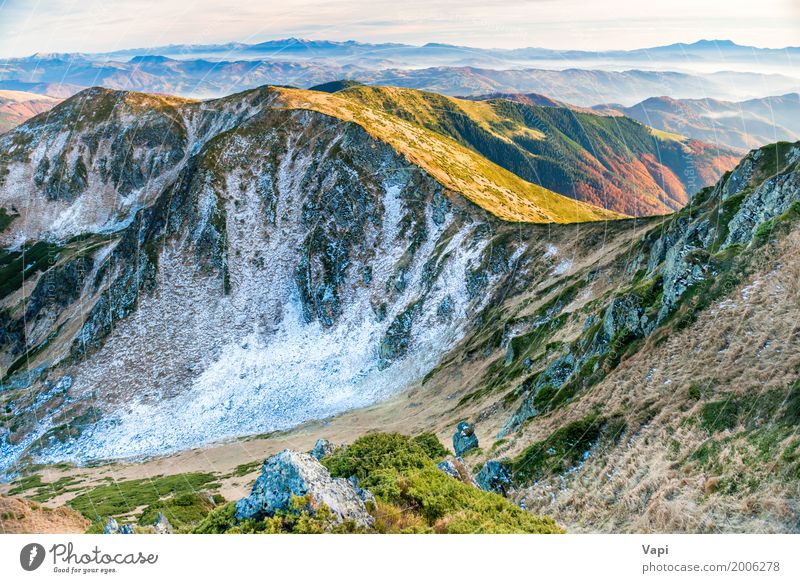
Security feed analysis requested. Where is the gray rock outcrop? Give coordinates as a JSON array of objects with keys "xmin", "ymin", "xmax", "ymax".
[
  {"xmin": 310, "ymin": 438, "xmax": 334, "ymax": 460},
  {"xmin": 235, "ymin": 450, "xmax": 373, "ymax": 528},
  {"xmin": 437, "ymin": 455, "xmax": 479, "ymax": 487},
  {"xmin": 476, "ymin": 461, "xmax": 513, "ymax": 495},
  {"xmin": 453, "ymin": 421, "xmax": 479, "ymax": 456}
]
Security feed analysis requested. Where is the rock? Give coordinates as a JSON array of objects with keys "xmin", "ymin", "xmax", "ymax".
[
  {"xmin": 437, "ymin": 455, "xmax": 478, "ymax": 487},
  {"xmin": 453, "ymin": 421, "xmax": 479, "ymax": 456},
  {"xmin": 103, "ymin": 517, "xmax": 134, "ymax": 534},
  {"xmin": 347, "ymin": 475, "xmax": 376, "ymax": 507},
  {"xmin": 310, "ymin": 438, "xmax": 334, "ymax": 460},
  {"xmin": 476, "ymin": 461, "xmax": 513, "ymax": 495},
  {"xmin": 152, "ymin": 512, "xmax": 173, "ymax": 534},
  {"xmin": 235, "ymin": 450, "xmax": 373, "ymax": 528},
  {"xmin": 437, "ymin": 457, "xmax": 460, "ymax": 479}
]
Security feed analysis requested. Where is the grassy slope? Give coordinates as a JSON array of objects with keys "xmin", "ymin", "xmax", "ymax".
[
  {"xmin": 328, "ymin": 85, "xmax": 739, "ymax": 216},
  {"xmin": 271, "ymin": 86, "xmax": 623, "ymax": 223}
]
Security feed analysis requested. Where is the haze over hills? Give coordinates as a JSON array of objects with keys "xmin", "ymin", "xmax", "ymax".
[
  {"xmin": 2, "ymin": 39, "xmax": 800, "ymax": 104},
  {"xmin": 593, "ymin": 93, "xmax": 800, "ymax": 150},
  {"xmin": 81, "ymin": 38, "xmax": 800, "ymax": 76}
]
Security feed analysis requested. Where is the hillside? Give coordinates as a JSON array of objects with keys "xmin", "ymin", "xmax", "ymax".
[
  {"xmin": 2, "ymin": 140, "xmax": 798, "ymax": 533},
  {"xmin": 0, "ymin": 84, "xmax": 618, "ymax": 472},
  {"xmin": 0, "ymin": 90, "xmax": 61, "ymax": 134},
  {"xmin": 594, "ymin": 93, "xmax": 800, "ymax": 151},
  {"xmin": 330, "ymin": 85, "xmax": 739, "ymax": 215}
]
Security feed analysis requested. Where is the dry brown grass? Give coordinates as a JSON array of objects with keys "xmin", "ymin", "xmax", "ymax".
[
  {"xmin": 503, "ymin": 231, "xmax": 800, "ymax": 532},
  {"xmin": 0, "ymin": 495, "xmax": 89, "ymax": 534}
]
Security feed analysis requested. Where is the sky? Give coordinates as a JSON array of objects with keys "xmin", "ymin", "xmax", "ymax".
[{"xmin": 0, "ymin": 0, "xmax": 799, "ymax": 57}]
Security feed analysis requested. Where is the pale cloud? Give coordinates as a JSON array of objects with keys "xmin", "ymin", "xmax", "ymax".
[{"xmin": 0, "ymin": 0, "xmax": 798, "ymax": 57}]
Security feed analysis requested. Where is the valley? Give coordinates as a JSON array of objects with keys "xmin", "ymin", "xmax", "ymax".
[{"xmin": 0, "ymin": 79, "xmax": 798, "ymax": 534}]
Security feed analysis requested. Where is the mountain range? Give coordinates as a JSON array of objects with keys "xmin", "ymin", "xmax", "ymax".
[
  {"xmin": 0, "ymin": 82, "xmax": 798, "ymax": 532},
  {"xmin": 81, "ymin": 38, "xmax": 800, "ymax": 76},
  {"xmin": 594, "ymin": 93, "xmax": 800, "ymax": 150},
  {"xmin": 2, "ymin": 52, "xmax": 799, "ymax": 105}
]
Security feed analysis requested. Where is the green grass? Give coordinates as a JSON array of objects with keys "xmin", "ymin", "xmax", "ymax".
[
  {"xmin": 509, "ymin": 414, "xmax": 625, "ymax": 484},
  {"xmin": 138, "ymin": 492, "xmax": 224, "ymax": 533},
  {"xmin": 687, "ymin": 380, "xmax": 800, "ymax": 489},
  {"xmin": 68, "ymin": 472, "xmax": 220, "ymax": 520},
  {"xmin": 230, "ymin": 460, "xmax": 262, "ymax": 477}
]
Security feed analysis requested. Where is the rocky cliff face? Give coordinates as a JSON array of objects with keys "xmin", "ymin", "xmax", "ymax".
[
  {"xmin": 498, "ymin": 141, "xmax": 800, "ymax": 435},
  {"xmin": 0, "ymin": 87, "xmax": 553, "ymax": 470}
]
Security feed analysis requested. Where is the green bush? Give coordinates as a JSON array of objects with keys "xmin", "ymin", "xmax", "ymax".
[
  {"xmin": 323, "ymin": 432, "xmax": 562, "ymax": 534},
  {"xmin": 193, "ymin": 496, "xmax": 363, "ymax": 534},
  {"xmin": 411, "ymin": 432, "xmax": 450, "ymax": 461}
]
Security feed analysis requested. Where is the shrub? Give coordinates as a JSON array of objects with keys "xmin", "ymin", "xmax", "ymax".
[{"xmin": 323, "ymin": 432, "xmax": 562, "ymax": 534}]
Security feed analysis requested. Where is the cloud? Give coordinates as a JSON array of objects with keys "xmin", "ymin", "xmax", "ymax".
[{"xmin": 0, "ymin": 0, "xmax": 798, "ymax": 57}]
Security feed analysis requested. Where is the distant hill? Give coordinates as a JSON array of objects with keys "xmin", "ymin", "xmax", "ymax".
[
  {"xmin": 90, "ymin": 37, "xmax": 800, "ymax": 76},
  {"xmin": 0, "ymin": 90, "xmax": 60, "ymax": 133},
  {"xmin": 593, "ymin": 93, "xmax": 800, "ymax": 150},
  {"xmin": 336, "ymin": 85, "xmax": 739, "ymax": 215},
  {"xmin": 1, "ymin": 51, "xmax": 798, "ymax": 104},
  {"xmin": 308, "ymin": 79, "xmax": 364, "ymax": 93}
]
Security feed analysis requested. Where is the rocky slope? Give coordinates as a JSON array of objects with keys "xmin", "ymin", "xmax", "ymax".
[
  {"xmin": 415, "ymin": 140, "xmax": 800, "ymax": 532},
  {"xmin": 0, "ymin": 85, "xmax": 798, "ymax": 533},
  {"xmin": 0, "ymin": 85, "xmax": 614, "ymax": 472}
]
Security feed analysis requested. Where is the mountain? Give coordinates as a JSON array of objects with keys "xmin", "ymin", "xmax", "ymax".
[
  {"xmin": 2, "ymin": 51, "xmax": 799, "ymax": 104},
  {"xmin": 365, "ymin": 68, "xmax": 800, "ymax": 106},
  {"xmin": 593, "ymin": 93, "xmax": 800, "ymax": 150},
  {"xmin": 2, "ymin": 104, "xmax": 798, "ymax": 530},
  {"xmin": 330, "ymin": 85, "xmax": 739, "ymax": 215},
  {"xmin": 0, "ymin": 84, "xmax": 617, "ymax": 469},
  {"xmin": 0, "ymin": 80, "xmax": 798, "ymax": 532},
  {"xmin": 92, "ymin": 38, "xmax": 800, "ymax": 75},
  {"xmin": 0, "ymin": 91, "xmax": 61, "ymax": 134}
]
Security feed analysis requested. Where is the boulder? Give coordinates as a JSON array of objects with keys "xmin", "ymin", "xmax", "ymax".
[
  {"xmin": 310, "ymin": 438, "xmax": 334, "ymax": 460},
  {"xmin": 347, "ymin": 475, "xmax": 376, "ymax": 507},
  {"xmin": 437, "ymin": 455, "xmax": 478, "ymax": 487},
  {"xmin": 152, "ymin": 511, "xmax": 173, "ymax": 534},
  {"xmin": 453, "ymin": 421, "xmax": 479, "ymax": 456},
  {"xmin": 437, "ymin": 457, "xmax": 460, "ymax": 479},
  {"xmin": 235, "ymin": 450, "xmax": 373, "ymax": 528},
  {"xmin": 476, "ymin": 460, "xmax": 513, "ymax": 495},
  {"xmin": 103, "ymin": 517, "xmax": 133, "ymax": 534}
]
